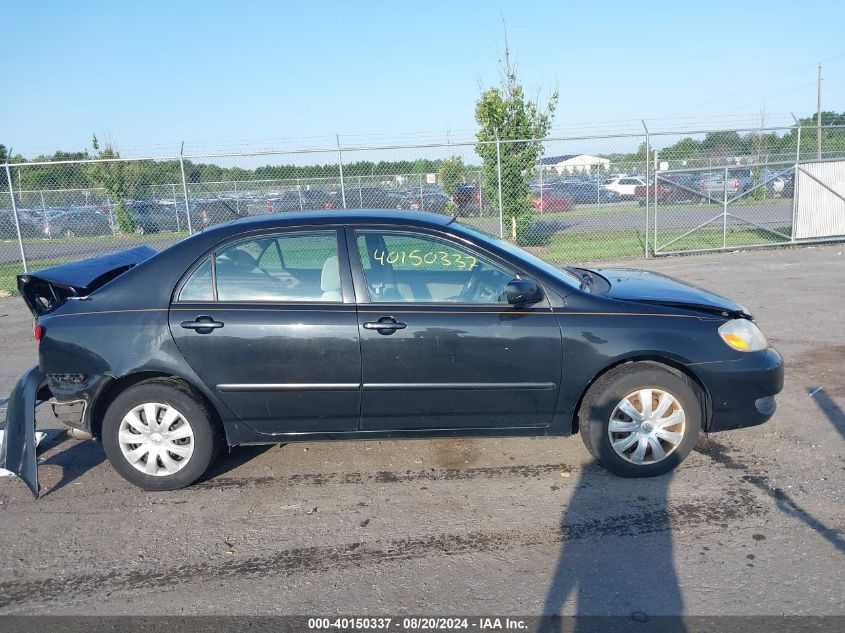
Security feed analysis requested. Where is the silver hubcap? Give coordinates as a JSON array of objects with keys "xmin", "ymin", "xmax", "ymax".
[
  {"xmin": 608, "ymin": 388, "xmax": 686, "ymax": 465},
  {"xmin": 118, "ymin": 402, "xmax": 195, "ymax": 476}
]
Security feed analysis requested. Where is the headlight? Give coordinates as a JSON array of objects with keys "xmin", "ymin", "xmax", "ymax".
[{"xmin": 718, "ymin": 319, "xmax": 768, "ymax": 352}]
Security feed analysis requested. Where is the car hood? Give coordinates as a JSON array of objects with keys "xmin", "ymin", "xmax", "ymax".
[{"xmin": 594, "ymin": 268, "xmax": 749, "ymax": 316}]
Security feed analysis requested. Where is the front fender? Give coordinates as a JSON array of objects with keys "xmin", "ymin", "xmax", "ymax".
[{"xmin": 0, "ymin": 366, "xmax": 47, "ymax": 497}]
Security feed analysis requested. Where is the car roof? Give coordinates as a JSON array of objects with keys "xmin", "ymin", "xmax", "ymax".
[{"xmin": 206, "ymin": 209, "xmax": 454, "ymax": 233}]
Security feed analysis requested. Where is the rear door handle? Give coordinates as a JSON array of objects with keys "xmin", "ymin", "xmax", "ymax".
[
  {"xmin": 180, "ymin": 316, "xmax": 224, "ymax": 333},
  {"xmin": 363, "ymin": 317, "xmax": 407, "ymax": 334}
]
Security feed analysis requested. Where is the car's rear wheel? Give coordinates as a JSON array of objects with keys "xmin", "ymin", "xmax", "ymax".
[
  {"xmin": 579, "ymin": 363, "xmax": 701, "ymax": 477},
  {"xmin": 102, "ymin": 379, "xmax": 222, "ymax": 490}
]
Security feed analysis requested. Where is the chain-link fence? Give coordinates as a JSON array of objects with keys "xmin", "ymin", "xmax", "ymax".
[{"xmin": 3, "ymin": 124, "xmax": 845, "ymax": 295}]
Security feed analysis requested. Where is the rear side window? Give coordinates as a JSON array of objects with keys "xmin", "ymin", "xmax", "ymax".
[
  {"xmin": 179, "ymin": 258, "xmax": 214, "ymax": 301},
  {"xmin": 177, "ymin": 231, "xmax": 341, "ymax": 302}
]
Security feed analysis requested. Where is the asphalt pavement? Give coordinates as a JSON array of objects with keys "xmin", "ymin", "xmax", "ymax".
[{"xmin": 0, "ymin": 245, "xmax": 842, "ymax": 617}]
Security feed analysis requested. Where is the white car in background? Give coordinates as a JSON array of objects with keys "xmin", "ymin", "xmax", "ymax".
[{"xmin": 603, "ymin": 175, "xmax": 646, "ymax": 199}]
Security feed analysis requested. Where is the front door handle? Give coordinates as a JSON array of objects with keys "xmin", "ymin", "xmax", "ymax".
[
  {"xmin": 180, "ymin": 316, "xmax": 224, "ymax": 334},
  {"xmin": 363, "ymin": 317, "xmax": 407, "ymax": 335}
]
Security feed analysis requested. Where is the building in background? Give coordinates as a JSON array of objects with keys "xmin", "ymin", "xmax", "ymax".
[{"xmin": 538, "ymin": 154, "xmax": 610, "ymax": 175}]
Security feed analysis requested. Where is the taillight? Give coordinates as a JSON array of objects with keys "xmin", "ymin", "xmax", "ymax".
[{"xmin": 33, "ymin": 323, "xmax": 44, "ymax": 341}]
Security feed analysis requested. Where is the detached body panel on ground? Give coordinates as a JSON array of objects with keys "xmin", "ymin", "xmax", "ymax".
[{"xmin": 0, "ymin": 211, "xmax": 784, "ymax": 493}]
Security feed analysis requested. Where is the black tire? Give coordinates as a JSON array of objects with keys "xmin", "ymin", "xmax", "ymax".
[
  {"xmin": 102, "ymin": 379, "xmax": 223, "ymax": 490},
  {"xmin": 578, "ymin": 363, "xmax": 701, "ymax": 477}
]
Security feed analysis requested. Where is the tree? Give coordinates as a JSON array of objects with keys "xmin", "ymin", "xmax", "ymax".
[
  {"xmin": 475, "ymin": 32, "xmax": 558, "ymax": 242},
  {"xmin": 437, "ymin": 156, "xmax": 466, "ymax": 197},
  {"xmin": 87, "ymin": 134, "xmax": 136, "ymax": 233}
]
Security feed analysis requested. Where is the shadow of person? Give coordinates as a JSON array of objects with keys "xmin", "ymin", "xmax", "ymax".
[{"xmin": 539, "ymin": 464, "xmax": 685, "ymax": 633}]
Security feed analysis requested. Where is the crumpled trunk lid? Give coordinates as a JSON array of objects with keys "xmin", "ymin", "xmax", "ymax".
[{"xmin": 18, "ymin": 246, "xmax": 157, "ymax": 316}]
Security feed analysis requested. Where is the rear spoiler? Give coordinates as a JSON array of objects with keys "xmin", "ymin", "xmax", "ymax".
[{"xmin": 18, "ymin": 246, "xmax": 157, "ymax": 316}]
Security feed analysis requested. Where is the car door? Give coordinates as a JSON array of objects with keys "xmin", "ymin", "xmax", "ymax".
[
  {"xmin": 169, "ymin": 227, "xmax": 362, "ymax": 435},
  {"xmin": 348, "ymin": 226, "xmax": 563, "ymax": 431}
]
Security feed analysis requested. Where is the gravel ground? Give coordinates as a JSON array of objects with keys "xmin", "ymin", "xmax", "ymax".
[{"xmin": 0, "ymin": 244, "xmax": 843, "ymax": 617}]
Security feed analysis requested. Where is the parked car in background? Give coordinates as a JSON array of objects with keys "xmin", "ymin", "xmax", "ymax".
[
  {"xmin": 190, "ymin": 199, "xmax": 248, "ymax": 229},
  {"xmin": 348, "ymin": 187, "xmax": 401, "ymax": 209},
  {"xmin": 603, "ymin": 176, "xmax": 646, "ymax": 199},
  {"xmin": 548, "ymin": 181, "xmax": 620, "ymax": 204},
  {"xmin": 698, "ymin": 174, "xmax": 742, "ymax": 199},
  {"xmin": 0, "ymin": 209, "xmax": 42, "ymax": 239},
  {"xmin": 634, "ymin": 174, "xmax": 702, "ymax": 206},
  {"xmin": 781, "ymin": 174, "xmax": 794, "ymax": 197},
  {"xmin": 300, "ymin": 188, "xmax": 339, "ymax": 210},
  {"xmin": 405, "ymin": 189, "xmax": 450, "ymax": 213},
  {"xmin": 452, "ymin": 183, "xmax": 482, "ymax": 214},
  {"xmin": 127, "ymin": 201, "xmax": 183, "ymax": 234},
  {"xmin": 531, "ymin": 186, "xmax": 575, "ymax": 212},
  {"xmin": 44, "ymin": 208, "xmax": 113, "ymax": 238}
]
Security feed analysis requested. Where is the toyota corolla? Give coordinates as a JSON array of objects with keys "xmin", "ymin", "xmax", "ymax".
[{"xmin": 0, "ymin": 211, "xmax": 783, "ymax": 495}]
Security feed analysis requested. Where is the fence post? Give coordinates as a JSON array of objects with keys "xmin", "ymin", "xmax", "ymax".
[
  {"xmin": 539, "ymin": 166, "xmax": 544, "ymax": 214},
  {"xmin": 336, "ymin": 134, "xmax": 347, "ymax": 209},
  {"xmin": 722, "ymin": 166, "xmax": 729, "ymax": 248},
  {"xmin": 791, "ymin": 124, "xmax": 802, "ymax": 242},
  {"xmin": 494, "ymin": 129, "xmax": 504, "ymax": 239},
  {"xmin": 642, "ymin": 121, "xmax": 650, "ymax": 258},
  {"xmin": 171, "ymin": 183, "xmax": 181, "ymax": 232},
  {"xmin": 5, "ymin": 163, "xmax": 28, "ymax": 272},
  {"xmin": 179, "ymin": 142, "xmax": 194, "ymax": 235},
  {"xmin": 358, "ymin": 175, "xmax": 363, "ymax": 208},
  {"xmin": 419, "ymin": 173, "xmax": 425, "ymax": 212}
]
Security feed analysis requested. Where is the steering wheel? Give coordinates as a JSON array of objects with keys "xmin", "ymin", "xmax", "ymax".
[{"xmin": 458, "ymin": 265, "xmax": 484, "ymax": 302}]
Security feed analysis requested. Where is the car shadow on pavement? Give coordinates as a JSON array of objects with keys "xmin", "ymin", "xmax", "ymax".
[
  {"xmin": 539, "ymin": 464, "xmax": 686, "ymax": 632},
  {"xmin": 41, "ymin": 434, "xmax": 106, "ymax": 497},
  {"xmin": 200, "ymin": 444, "xmax": 275, "ymax": 481}
]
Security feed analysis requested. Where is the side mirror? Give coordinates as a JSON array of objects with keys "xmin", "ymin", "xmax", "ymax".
[{"xmin": 506, "ymin": 278, "xmax": 543, "ymax": 305}]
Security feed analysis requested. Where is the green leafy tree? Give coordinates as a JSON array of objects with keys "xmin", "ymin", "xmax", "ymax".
[
  {"xmin": 87, "ymin": 134, "xmax": 136, "ymax": 233},
  {"xmin": 437, "ymin": 156, "xmax": 466, "ymax": 197},
  {"xmin": 475, "ymin": 38, "xmax": 558, "ymax": 242}
]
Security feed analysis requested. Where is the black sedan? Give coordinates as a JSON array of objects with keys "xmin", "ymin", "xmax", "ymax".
[
  {"xmin": 44, "ymin": 208, "xmax": 113, "ymax": 238},
  {"xmin": 1, "ymin": 211, "xmax": 783, "ymax": 495}
]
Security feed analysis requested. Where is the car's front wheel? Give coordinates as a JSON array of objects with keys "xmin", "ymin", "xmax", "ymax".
[
  {"xmin": 579, "ymin": 363, "xmax": 701, "ymax": 477},
  {"xmin": 102, "ymin": 379, "xmax": 222, "ymax": 490}
]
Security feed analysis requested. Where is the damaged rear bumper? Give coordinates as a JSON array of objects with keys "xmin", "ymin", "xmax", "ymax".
[{"xmin": 0, "ymin": 366, "xmax": 48, "ymax": 497}]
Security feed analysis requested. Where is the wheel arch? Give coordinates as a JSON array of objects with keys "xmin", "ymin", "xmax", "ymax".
[
  {"xmin": 89, "ymin": 371, "xmax": 226, "ymax": 443},
  {"xmin": 570, "ymin": 354, "xmax": 712, "ymax": 435}
]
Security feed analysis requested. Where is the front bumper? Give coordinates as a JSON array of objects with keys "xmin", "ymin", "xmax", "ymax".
[
  {"xmin": 0, "ymin": 365, "xmax": 47, "ymax": 497},
  {"xmin": 696, "ymin": 346, "xmax": 784, "ymax": 432}
]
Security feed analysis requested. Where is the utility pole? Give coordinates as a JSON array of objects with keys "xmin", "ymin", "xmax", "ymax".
[{"xmin": 817, "ymin": 64, "xmax": 823, "ymax": 160}]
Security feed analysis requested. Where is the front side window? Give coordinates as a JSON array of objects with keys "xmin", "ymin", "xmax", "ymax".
[
  {"xmin": 178, "ymin": 231, "xmax": 341, "ymax": 302},
  {"xmin": 356, "ymin": 231, "xmax": 512, "ymax": 304}
]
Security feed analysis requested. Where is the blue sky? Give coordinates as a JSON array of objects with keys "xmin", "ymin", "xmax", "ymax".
[{"xmin": 3, "ymin": 0, "xmax": 845, "ymax": 157}]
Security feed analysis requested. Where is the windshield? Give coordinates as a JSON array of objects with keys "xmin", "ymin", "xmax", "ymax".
[{"xmin": 455, "ymin": 221, "xmax": 582, "ymax": 286}]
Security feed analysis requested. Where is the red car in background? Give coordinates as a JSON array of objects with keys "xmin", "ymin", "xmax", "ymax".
[{"xmin": 531, "ymin": 187, "xmax": 574, "ymax": 213}]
